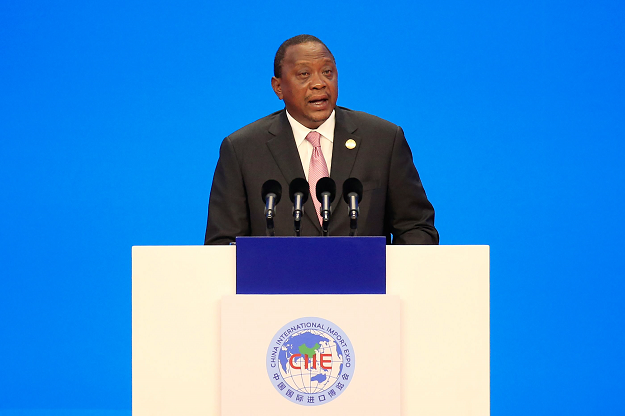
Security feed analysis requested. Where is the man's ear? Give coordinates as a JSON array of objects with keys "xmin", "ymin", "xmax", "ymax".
[{"xmin": 271, "ymin": 76, "xmax": 283, "ymax": 100}]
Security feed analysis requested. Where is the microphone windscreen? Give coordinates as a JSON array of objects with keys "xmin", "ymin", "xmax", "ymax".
[
  {"xmin": 289, "ymin": 178, "xmax": 309, "ymax": 203},
  {"xmin": 261, "ymin": 180, "xmax": 282, "ymax": 204},
  {"xmin": 342, "ymin": 177, "xmax": 364, "ymax": 203},
  {"xmin": 315, "ymin": 177, "xmax": 336, "ymax": 203}
]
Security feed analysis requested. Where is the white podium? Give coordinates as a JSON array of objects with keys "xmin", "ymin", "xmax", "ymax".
[{"xmin": 132, "ymin": 245, "xmax": 489, "ymax": 415}]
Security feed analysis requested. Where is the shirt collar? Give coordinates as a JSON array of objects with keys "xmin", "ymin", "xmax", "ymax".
[{"xmin": 286, "ymin": 109, "xmax": 336, "ymax": 146}]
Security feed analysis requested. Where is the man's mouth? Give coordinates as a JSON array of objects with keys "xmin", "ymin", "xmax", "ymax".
[{"xmin": 308, "ymin": 97, "xmax": 329, "ymax": 107}]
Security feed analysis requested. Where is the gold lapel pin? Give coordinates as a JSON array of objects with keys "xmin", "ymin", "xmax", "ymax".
[{"xmin": 345, "ymin": 139, "xmax": 356, "ymax": 149}]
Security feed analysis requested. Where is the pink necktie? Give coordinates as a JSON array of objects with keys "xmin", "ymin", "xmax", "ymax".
[{"xmin": 305, "ymin": 131, "xmax": 330, "ymax": 225}]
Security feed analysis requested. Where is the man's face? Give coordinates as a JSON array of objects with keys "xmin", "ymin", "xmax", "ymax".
[{"xmin": 271, "ymin": 42, "xmax": 338, "ymax": 129}]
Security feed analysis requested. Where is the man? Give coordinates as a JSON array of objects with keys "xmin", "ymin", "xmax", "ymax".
[{"xmin": 205, "ymin": 35, "xmax": 438, "ymax": 245}]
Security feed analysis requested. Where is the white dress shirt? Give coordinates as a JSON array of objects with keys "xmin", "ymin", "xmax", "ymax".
[{"xmin": 285, "ymin": 109, "xmax": 335, "ymax": 181}]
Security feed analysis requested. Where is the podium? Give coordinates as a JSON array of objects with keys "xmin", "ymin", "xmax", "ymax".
[{"xmin": 132, "ymin": 243, "xmax": 489, "ymax": 415}]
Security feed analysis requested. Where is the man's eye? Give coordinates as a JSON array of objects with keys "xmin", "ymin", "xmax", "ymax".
[{"xmin": 299, "ymin": 72, "xmax": 309, "ymax": 77}]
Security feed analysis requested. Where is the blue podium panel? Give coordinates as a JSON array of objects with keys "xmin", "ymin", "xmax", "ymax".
[{"xmin": 235, "ymin": 237, "xmax": 386, "ymax": 294}]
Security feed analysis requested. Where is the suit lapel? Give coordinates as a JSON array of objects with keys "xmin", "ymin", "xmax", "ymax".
[
  {"xmin": 330, "ymin": 108, "xmax": 360, "ymax": 214},
  {"xmin": 266, "ymin": 110, "xmax": 321, "ymax": 233}
]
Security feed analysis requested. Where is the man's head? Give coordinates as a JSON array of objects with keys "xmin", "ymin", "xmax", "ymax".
[{"xmin": 271, "ymin": 35, "xmax": 338, "ymax": 129}]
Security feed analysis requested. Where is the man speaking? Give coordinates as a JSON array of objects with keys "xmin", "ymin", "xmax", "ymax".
[{"xmin": 204, "ymin": 35, "xmax": 439, "ymax": 245}]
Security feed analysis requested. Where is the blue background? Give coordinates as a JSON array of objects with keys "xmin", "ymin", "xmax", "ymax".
[{"xmin": 1, "ymin": 0, "xmax": 623, "ymax": 414}]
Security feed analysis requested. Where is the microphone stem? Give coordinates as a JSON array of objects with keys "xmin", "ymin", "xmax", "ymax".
[
  {"xmin": 321, "ymin": 193, "xmax": 332, "ymax": 236},
  {"xmin": 265, "ymin": 194, "xmax": 276, "ymax": 236},
  {"xmin": 293, "ymin": 193, "xmax": 303, "ymax": 236},
  {"xmin": 348, "ymin": 194, "xmax": 358, "ymax": 236}
]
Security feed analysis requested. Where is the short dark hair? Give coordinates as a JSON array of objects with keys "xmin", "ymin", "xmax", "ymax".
[{"xmin": 273, "ymin": 34, "xmax": 334, "ymax": 78}]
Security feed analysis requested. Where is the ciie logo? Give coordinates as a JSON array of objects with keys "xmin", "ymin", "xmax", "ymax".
[{"xmin": 266, "ymin": 317, "xmax": 355, "ymax": 406}]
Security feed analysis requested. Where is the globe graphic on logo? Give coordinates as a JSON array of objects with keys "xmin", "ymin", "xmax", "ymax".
[
  {"xmin": 267, "ymin": 317, "xmax": 355, "ymax": 406},
  {"xmin": 278, "ymin": 328, "xmax": 343, "ymax": 394}
]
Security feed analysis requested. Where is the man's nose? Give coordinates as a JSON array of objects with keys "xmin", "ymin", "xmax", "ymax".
[{"xmin": 310, "ymin": 72, "xmax": 327, "ymax": 89}]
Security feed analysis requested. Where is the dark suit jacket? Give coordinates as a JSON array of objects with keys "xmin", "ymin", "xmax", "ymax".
[{"xmin": 204, "ymin": 107, "xmax": 439, "ymax": 244}]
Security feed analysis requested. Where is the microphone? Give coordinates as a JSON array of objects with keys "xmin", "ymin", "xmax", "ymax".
[
  {"xmin": 342, "ymin": 178, "xmax": 364, "ymax": 236},
  {"xmin": 261, "ymin": 180, "xmax": 282, "ymax": 236},
  {"xmin": 315, "ymin": 177, "xmax": 336, "ymax": 236},
  {"xmin": 289, "ymin": 178, "xmax": 309, "ymax": 236}
]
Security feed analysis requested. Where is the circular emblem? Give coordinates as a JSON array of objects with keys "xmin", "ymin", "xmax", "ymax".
[
  {"xmin": 345, "ymin": 139, "xmax": 356, "ymax": 149},
  {"xmin": 266, "ymin": 317, "xmax": 355, "ymax": 406}
]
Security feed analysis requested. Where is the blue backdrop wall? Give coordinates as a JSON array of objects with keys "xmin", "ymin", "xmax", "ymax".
[{"xmin": 1, "ymin": 0, "xmax": 623, "ymax": 414}]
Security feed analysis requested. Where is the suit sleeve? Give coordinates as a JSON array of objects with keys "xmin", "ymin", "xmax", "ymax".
[
  {"xmin": 386, "ymin": 126, "xmax": 439, "ymax": 244},
  {"xmin": 204, "ymin": 137, "xmax": 251, "ymax": 245}
]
